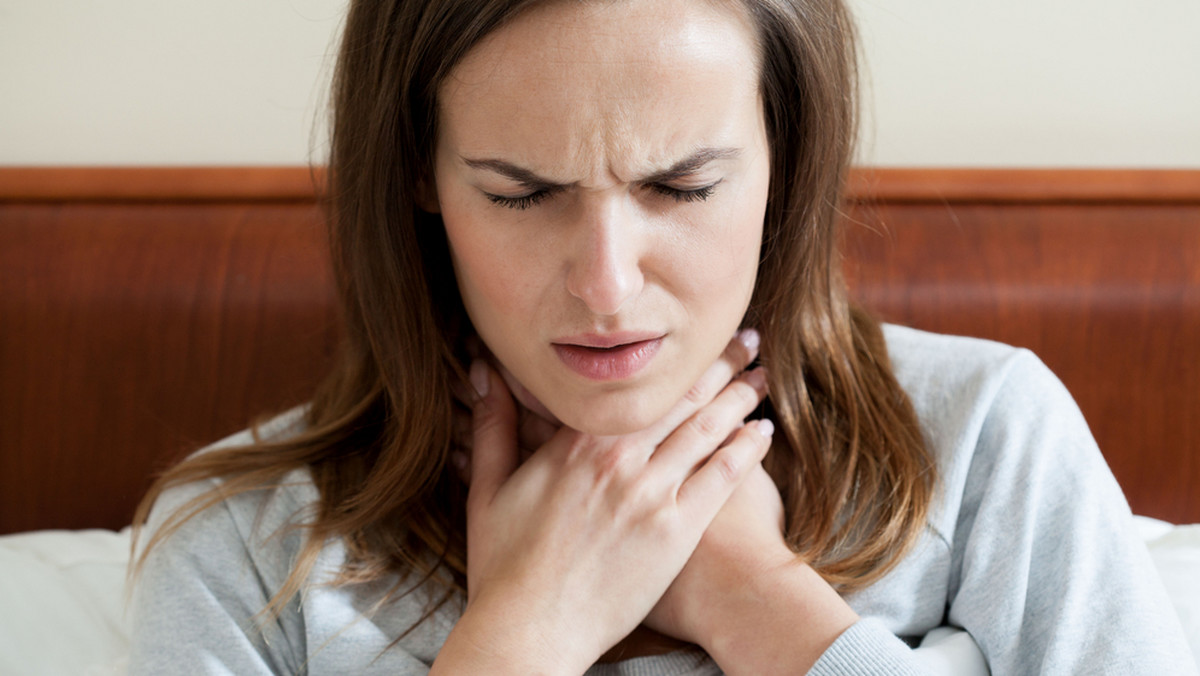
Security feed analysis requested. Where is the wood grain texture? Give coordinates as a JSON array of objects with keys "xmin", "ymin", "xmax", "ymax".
[
  {"xmin": 844, "ymin": 200, "xmax": 1200, "ymax": 523},
  {"xmin": 1, "ymin": 167, "xmax": 1197, "ymax": 530},
  {"xmin": 847, "ymin": 168, "xmax": 1200, "ymax": 204},
  {"xmin": 0, "ymin": 200, "xmax": 337, "ymax": 532},
  {"xmin": 0, "ymin": 167, "xmax": 325, "ymax": 203}
]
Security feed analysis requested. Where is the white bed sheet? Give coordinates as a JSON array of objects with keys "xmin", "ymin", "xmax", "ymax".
[{"xmin": 0, "ymin": 517, "xmax": 1196, "ymax": 675}]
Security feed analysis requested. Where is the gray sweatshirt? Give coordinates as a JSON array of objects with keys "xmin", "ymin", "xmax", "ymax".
[{"xmin": 129, "ymin": 326, "xmax": 1198, "ymax": 674}]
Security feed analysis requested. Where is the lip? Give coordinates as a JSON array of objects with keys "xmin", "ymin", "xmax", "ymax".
[{"xmin": 552, "ymin": 332, "xmax": 664, "ymax": 381}]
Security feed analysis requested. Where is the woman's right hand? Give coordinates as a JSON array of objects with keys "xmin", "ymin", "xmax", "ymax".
[{"xmin": 430, "ymin": 331, "xmax": 771, "ymax": 675}]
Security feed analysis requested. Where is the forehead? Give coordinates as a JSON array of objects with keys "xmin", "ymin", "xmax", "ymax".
[{"xmin": 437, "ymin": 0, "xmax": 763, "ymax": 172}]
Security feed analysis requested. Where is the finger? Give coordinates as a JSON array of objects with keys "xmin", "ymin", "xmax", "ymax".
[
  {"xmin": 650, "ymin": 367, "xmax": 768, "ymax": 473},
  {"xmin": 518, "ymin": 410, "xmax": 560, "ymax": 456},
  {"xmin": 468, "ymin": 360, "xmax": 520, "ymax": 510},
  {"xmin": 675, "ymin": 419, "xmax": 774, "ymax": 519},
  {"xmin": 642, "ymin": 328, "xmax": 760, "ymax": 443}
]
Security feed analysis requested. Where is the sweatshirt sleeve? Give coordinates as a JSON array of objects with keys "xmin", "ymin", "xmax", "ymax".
[
  {"xmin": 808, "ymin": 618, "xmax": 932, "ymax": 675},
  {"xmin": 809, "ymin": 347, "xmax": 1196, "ymax": 675},
  {"xmin": 127, "ymin": 470, "xmax": 442, "ymax": 675},
  {"xmin": 942, "ymin": 351, "xmax": 1196, "ymax": 674},
  {"xmin": 127, "ymin": 479, "xmax": 308, "ymax": 676}
]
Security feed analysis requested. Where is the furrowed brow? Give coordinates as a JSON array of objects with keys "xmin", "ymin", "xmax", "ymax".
[
  {"xmin": 643, "ymin": 147, "xmax": 742, "ymax": 183},
  {"xmin": 462, "ymin": 147, "xmax": 742, "ymax": 187},
  {"xmin": 462, "ymin": 158, "xmax": 565, "ymax": 189}
]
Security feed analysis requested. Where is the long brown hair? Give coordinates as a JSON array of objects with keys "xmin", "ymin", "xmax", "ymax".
[{"xmin": 133, "ymin": 0, "xmax": 935, "ymax": 619}]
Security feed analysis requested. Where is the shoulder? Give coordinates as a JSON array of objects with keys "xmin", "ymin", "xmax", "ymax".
[
  {"xmin": 882, "ymin": 323, "xmax": 1083, "ymax": 460},
  {"xmin": 130, "ymin": 408, "xmax": 324, "ymax": 673},
  {"xmin": 878, "ymin": 329, "xmax": 1198, "ymax": 672},
  {"xmin": 882, "ymin": 323, "xmax": 1062, "ymax": 411},
  {"xmin": 140, "ymin": 406, "xmax": 321, "ymax": 582},
  {"xmin": 880, "ymin": 325, "xmax": 1103, "ymax": 535}
]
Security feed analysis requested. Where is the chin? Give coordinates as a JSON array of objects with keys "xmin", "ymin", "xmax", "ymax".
[{"xmin": 552, "ymin": 395, "xmax": 667, "ymax": 437}]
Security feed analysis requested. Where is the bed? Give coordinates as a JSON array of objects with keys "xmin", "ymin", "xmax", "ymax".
[{"xmin": 1, "ymin": 166, "xmax": 1197, "ymax": 673}]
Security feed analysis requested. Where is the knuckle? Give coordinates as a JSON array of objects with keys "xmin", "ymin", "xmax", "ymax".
[
  {"xmin": 610, "ymin": 438, "xmax": 642, "ymax": 459},
  {"xmin": 590, "ymin": 444, "xmax": 636, "ymax": 482},
  {"xmin": 625, "ymin": 477, "xmax": 663, "ymax": 515},
  {"xmin": 683, "ymin": 378, "xmax": 710, "ymax": 405},
  {"xmin": 688, "ymin": 411, "xmax": 722, "ymax": 441},
  {"xmin": 645, "ymin": 501, "xmax": 676, "ymax": 534},
  {"xmin": 714, "ymin": 449, "xmax": 742, "ymax": 484},
  {"xmin": 564, "ymin": 435, "xmax": 597, "ymax": 467},
  {"xmin": 472, "ymin": 410, "xmax": 502, "ymax": 436}
]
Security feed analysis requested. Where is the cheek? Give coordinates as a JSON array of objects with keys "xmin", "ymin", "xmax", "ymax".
[
  {"xmin": 716, "ymin": 164, "xmax": 770, "ymax": 304},
  {"xmin": 710, "ymin": 227, "xmax": 761, "ymax": 321},
  {"xmin": 447, "ymin": 232, "xmax": 499, "ymax": 300},
  {"xmin": 441, "ymin": 207, "xmax": 548, "ymax": 349},
  {"xmin": 442, "ymin": 207, "xmax": 503, "ymax": 309},
  {"xmin": 671, "ymin": 199, "xmax": 764, "ymax": 312}
]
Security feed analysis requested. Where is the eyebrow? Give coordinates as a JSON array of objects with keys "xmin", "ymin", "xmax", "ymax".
[{"xmin": 462, "ymin": 147, "xmax": 742, "ymax": 188}]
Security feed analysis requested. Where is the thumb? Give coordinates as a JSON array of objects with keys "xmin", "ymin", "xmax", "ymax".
[{"xmin": 467, "ymin": 360, "xmax": 520, "ymax": 510}]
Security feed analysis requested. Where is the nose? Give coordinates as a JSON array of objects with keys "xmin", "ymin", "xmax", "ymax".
[{"xmin": 564, "ymin": 197, "xmax": 645, "ymax": 316}]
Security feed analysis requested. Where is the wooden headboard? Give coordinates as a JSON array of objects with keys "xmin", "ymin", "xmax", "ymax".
[{"xmin": 2, "ymin": 167, "xmax": 1197, "ymax": 533}]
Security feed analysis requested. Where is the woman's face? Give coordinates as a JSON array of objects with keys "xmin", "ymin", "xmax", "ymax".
[{"xmin": 433, "ymin": 0, "xmax": 770, "ymax": 435}]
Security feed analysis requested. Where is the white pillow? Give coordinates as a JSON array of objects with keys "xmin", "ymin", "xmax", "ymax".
[
  {"xmin": 1137, "ymin": 516, "xmax": 1200, "ymax": 665},
  {"xmin": 0, "ymin": 528, "xmax": 132, "ymax": 676}
]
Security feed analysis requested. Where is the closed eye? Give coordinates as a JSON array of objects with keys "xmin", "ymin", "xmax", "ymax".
[
  {"xmin": 650, "ymin": 180, "xmax": 721, "ymax": 203},
  {"xmin": 484, "ymin": 188, "xmax": 558, "ymax": 210},
  {"xmin": 484, "ymin": 180, "xmax": 721, "ymax": 210}
]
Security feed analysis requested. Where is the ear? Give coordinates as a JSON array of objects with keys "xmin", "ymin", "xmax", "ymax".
[{"xmin": 416, "ymin": 174, "xmax": 441, "ymax": 214}]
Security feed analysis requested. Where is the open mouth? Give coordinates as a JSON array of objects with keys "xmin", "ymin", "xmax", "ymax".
[
  {"xmin": 552, "ymin": 337, "xmax": 663, "ymax": 381},
  {"xmin": 575, "ymin": 343, "xmax": 633, "ymax": 353}
]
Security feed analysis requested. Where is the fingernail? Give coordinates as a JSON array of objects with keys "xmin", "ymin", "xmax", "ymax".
[
  {"xmin": 756, "ymin": 419, "xmax": 775, "ymax": 438},
  {"xmin": 738, "ymin": 328, "xmax": 760, "ymax": 353},
  {"xmin": 470, "ymin": 360, "xmax": 489, "ymax": 398}
]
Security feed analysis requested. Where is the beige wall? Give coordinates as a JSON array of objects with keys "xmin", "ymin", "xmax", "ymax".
[
  {"xmin": 1, "ymin": 0, "xmax": 1197, "ymax": 166},
  {"xmin": 0, "ymin": 0, "xmax": 343, "ymax": 166},
  {"xmin": 854, "ymin": 0, "xmax": 1200, "ymax": 166}
]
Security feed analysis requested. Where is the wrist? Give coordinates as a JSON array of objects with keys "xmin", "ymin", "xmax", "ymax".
[
  {"xmin": 681, "ymin": 540, "xmax": 795, "ymax": 648},
  {"xmin": 697, "ymin": 556, "xmax": 858, "ymax": 676},
  {"xmin": 431, "ymin": 595, "xmax": 591, "ymax": 676}
]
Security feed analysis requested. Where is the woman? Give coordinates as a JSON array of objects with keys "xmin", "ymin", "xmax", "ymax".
[{"xmin": 129, "ymin": 0, "xmax": 1195, "ymax": 673}]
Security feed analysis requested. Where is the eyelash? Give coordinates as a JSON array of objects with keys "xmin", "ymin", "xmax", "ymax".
[
  {"xmin": 485, "ymin": 181, "xmax": 721, "ymax": 211},
  {"xmin": 485, "ymin": 191, "xmax": 554, "ymax": 210},
  {"xmin": 651, "ymin": 182, "xmax": 719, "ymax": 204}
]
